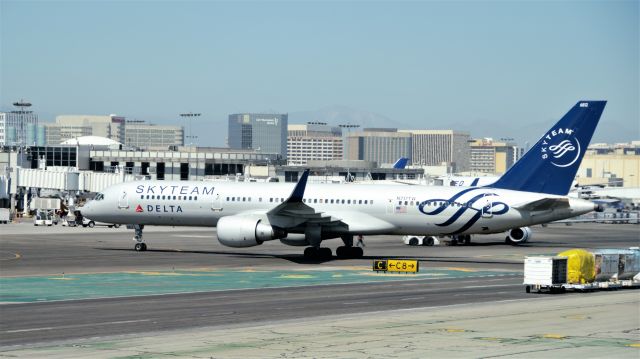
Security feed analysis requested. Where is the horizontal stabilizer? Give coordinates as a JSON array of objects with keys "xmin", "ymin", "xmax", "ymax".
[{"xmin": 515, "ymin": 198, "xmax": 570, "ymax": 212}]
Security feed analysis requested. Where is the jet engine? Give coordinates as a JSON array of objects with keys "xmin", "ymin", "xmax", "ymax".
[
  {"xmin": 505, "ymin": 227, "xmax": 532, "ymax": 245},
  {"xmin": 217, "ymin": 216, "xmax": 287, "ymax": 248}
]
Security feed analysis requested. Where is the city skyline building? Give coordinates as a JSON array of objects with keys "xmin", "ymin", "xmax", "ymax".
[
  {"xmin": 228, "ymin": 113, "xmax": 288, "ymax": 158},
  {"xmin": 124, "ymin": 121, "xmax": 184, "ymax": 149},
  {"xmin": 468, "ymin": 137, "xmax": 518, "ymax": 175},
  {"xmin": 400, "ymin": 129, "xmax": 470, "ymax": 172},
  {"xmin": 346, "ymin": 128, "xmax": 412, "ymax": 166},
  {"xmin": 0, "ymin": 100, "xmax": 41, "ymax": 146},
  {"xmin": 44, "ymin": 114, "xmax": 125, "ymax": 145},
  {"xmin": 287, "ymin": 122, "xmax": 343, "ymax": 165}
]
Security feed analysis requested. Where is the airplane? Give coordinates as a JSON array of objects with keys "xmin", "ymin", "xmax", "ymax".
[{"xmin": 80, "ymin": 101, "xmax": 606, "ymax": 259}]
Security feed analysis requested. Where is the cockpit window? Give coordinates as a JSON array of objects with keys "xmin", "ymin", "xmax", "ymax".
[{"xmin": 95, "ymin": 193, "xmax": 104, "ymax": 201}]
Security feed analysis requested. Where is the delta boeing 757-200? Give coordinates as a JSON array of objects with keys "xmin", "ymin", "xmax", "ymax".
[{"xmin": 80, "ymin": 101, "xmax": 606, "ymax": 259}]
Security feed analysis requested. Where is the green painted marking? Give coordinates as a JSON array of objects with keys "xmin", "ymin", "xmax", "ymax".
[{"xmin": 0, "ymin": 268, "xmax": 514, "ymax": 303}]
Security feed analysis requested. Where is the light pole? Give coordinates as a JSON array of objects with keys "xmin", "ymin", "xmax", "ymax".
[{"xmin": 180, "ymin": 112, "xmax": 201, "ymax": 146}]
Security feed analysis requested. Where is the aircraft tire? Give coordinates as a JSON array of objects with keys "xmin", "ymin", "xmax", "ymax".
[
  {"xmin": 135, "ymin": 243, "xmax": 147, "ymax": 251},
  {"xmin": 304, "ymin": 247, "xmax": 317, "ymax": 259},
  {"xmin": 319, "ymin": 247, "xmax": 332, "ymax": 259},
  {"xmin": 351, "ymin": 247, "xmax": 363, "ymax": 258},
  {"xmin": 88, "ymin": 221, "xmax": 95, "ymax": 228},
  {"xmin": 409, "ymin": 238, "xmax": 419, "ymax": 246}
]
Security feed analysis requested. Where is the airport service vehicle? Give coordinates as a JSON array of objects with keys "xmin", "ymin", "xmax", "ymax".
[
  {"xmin": 81, "ymin": 101, "xmax": 605, "ymax": 258},
  {"xmin": 33, "ymin": 210, "xmax": 54, "ymax": 226},
  {"xmin": 81, "ymin": 217, "xmax": 121, "ymax": 228}
]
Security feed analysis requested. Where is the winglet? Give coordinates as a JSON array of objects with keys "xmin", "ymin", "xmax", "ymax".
[{"xmin": 288, "ymin": 169, "xmax": 310, "ymax": 203}]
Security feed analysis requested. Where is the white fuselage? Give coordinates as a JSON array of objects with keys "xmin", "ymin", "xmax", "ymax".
[{"xmin": 81, "ymin": 180, "xmax": 596, "ymax": 237}]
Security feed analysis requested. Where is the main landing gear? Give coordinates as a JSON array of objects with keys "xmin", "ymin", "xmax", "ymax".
[
  {"xmin": 336, "ymin": 234, "xmax": 364, "ymax": 259},
  {"xmin": 133, "ymin": 224, "xmax": 147, "ymax": 251}
]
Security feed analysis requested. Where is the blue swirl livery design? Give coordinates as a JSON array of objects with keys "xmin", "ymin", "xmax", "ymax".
[{"xmin": 418, "ymin": 188, "xmax": 509, "ymax": 235}]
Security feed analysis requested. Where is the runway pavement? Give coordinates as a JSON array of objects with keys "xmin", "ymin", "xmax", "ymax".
[{"xmin": 0, "ymin": 222, "xmax": 638, "ymax": 356}]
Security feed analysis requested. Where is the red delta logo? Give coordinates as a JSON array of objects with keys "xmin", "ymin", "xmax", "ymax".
[{"xmin": 135, "ymin": 204, "xmax": 144, "ymax": 213}]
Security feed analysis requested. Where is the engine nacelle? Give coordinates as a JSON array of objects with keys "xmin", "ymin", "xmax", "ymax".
[
  {"xmin": 505, "ymin": 227, "xmax": 532, "ymax": 245},
  {"xmin": 217, "ymin": 216, "xmax": 286, "ymax": 248}
]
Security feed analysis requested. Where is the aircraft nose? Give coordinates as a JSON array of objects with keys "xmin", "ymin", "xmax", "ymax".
[{"xmin": 79, "ymin": 201, "xmax": 93, "ymax": 218}]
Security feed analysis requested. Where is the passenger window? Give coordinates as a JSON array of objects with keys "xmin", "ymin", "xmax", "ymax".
[
  {"xmin": 314, "ymin": 199, "xmax": 317, "ymax": 203},
  {"xmin": 226, "ymin": 197, "xmax": 229, "ymax": 201},
  {"xmin": 370, "ymin": 200, "xmax": 373, "ymax": 204},
  {"xmin": 173, "ymin": 196, "xmax": 177, "ymax": 200},
  {"xmin": 341, "ymin": 199, "xmax": 345, "ymax": 204},
  {"xmin": 364, "ymin": 200, "xmax": 368, "ymax": 204},
  {"xmin": 259, "ymin": 198, "xmax": 262, "ymax": 202},
  {"xmin": 269, "ymin": 198, "xmax": 273, "ymax": 202},
  {"xmin": 194, "ymin": 196, "xmax": 198, "ymax": 200},
  {"xmin": 281, "ymin": 198, "xmax": 284, "ymax": 202},
  {"xmin": 188, "ymin": 196, "xmax": 192, "ymax": 200}
]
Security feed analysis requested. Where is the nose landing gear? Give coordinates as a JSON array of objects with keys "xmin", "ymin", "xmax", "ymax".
[{"xmin": 132, "ymin": 225, "xmax": 147, "ymax": 251}]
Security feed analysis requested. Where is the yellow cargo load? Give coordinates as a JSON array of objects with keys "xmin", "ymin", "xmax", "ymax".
[{"xmin": 557, "ymin": 249, "xmax": 595, "ymax": 284}]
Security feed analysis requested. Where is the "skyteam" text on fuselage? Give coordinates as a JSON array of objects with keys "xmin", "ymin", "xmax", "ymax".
[{"xmin": 135, "ymin": 185, "xmax": 215, "ymax": 196}]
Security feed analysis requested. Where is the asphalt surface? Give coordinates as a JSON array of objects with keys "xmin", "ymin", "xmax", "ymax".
[{"xmin": 0, "ymin": 222, "xmax": 638, "ymax": 348}]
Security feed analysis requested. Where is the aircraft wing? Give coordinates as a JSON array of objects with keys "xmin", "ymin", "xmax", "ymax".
[
  {"xmin": 265, "ymin": 169, "xmax": 395, "ymax": 233},
  {"xmin": 515, "ymin": 197, "xmax": 570, "ymax": 212}
]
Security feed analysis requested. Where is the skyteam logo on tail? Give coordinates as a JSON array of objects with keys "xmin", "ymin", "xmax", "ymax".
[{"xmin": 540, "ymin": 127, "xmax": 581, "ymax": 168}]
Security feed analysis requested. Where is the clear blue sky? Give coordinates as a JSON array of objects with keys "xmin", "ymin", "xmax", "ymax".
[{"xmin": 1, "ymin": 0, "xmax": 638, "ymax": 146}]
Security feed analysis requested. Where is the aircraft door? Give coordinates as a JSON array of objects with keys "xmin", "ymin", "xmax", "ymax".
[
  {"xmin": 481, "ymin": 194, "xmax": 493, "ymax": 218},
  {"xmin": 211, "ymin": 193, "xmax": 223, "ymax": 212},
  {"xmin": 118, "ymin": 190, "xmax": 129, "ymax": 209},
  {"xmin": 386, "ymin": 198, "xmax": 394, "ymax": 214}
]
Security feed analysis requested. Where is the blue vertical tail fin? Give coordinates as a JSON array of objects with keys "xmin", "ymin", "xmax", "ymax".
[
  {"xmin": 392, "ymin": 157, "xmax": 410, "ymax": 169},
  {"xmin": 489, "ymin": 101, "xmax": 606, "ymax": 195}
]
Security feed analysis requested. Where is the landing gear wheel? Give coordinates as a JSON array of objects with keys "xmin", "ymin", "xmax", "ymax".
[
  {"xmin": 409, "ymin": 238, "xmax": 419, "ymax": 246},
  {"xmin": 336, "ymin": 246, "xmax": 363, "ymax": 259},
  {"xmin": 304, "ymin": 247, "xmax": 317, "ymax": 258},
  {"xmin": 319, "ymin": 247, "xmax": 332, "ymax": 259},
  {"xmin": 88, "ymin": 221, "xmax": 95, "ymax": 228},
  {"xmin": 463, "ymin": 235, "xmax": 471, "ymax": 245},
  {"xmin": 134, "ymin": 242, "xmax": 147, "ymax": 251}
]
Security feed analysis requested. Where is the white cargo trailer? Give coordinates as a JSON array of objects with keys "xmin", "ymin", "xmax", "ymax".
[{"xmin": 523, "ymin": 256, "xmax": 568, "ymax": 293}]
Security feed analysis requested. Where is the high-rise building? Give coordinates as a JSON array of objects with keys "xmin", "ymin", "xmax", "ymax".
[
  {"xmin": 125, "ymin": 121, "xmax": 184, "ymax": 149},
  {"xmin": 228, "ymin": 113, "xmax": 288, "ymax": 157},
  {"xmin": 0, "ymin": 100, "xmax": 40, "ymax": 146},
  {"xmin": 287, "ymin": 122, "xmax": 343, "ymax": 165},
  {"xmin": 468, "ymin": 138, "xmax": 517, "ymax": 174},
  {"xmin": 400, "ymin": 130, "xmax": 470, "ymax": 172},
  {"xmin": 346, "ymin": 128, "xmax": 412, "ymax": 166},
  {"xmin": 45, "ymin": 115, "xmax": 125, "ymax": 145}
]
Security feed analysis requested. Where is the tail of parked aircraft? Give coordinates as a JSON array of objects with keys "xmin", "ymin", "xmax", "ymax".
[
  {"xmin": 392, "ymin": 157, "xmax": 410, "ymax": 169},
  {"xmin": 489, "ymin": 101, "xmax": 606, "ymax": 196}
]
